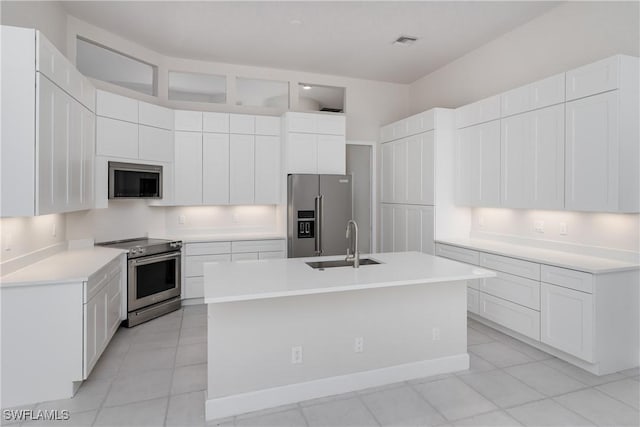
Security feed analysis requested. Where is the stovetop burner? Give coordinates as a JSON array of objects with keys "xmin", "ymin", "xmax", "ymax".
[{"xmin": 97, "ymin": 237, "xmax": 182, "ymax": 259}]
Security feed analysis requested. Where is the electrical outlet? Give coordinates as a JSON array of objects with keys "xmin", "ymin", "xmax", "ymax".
[
  {"xmin": 232, "ymin": 213, "xmax": 239, "ymax": 223},
  {"xmin": 291, "ymin": 346, "xmax": 303, "ymax": 364},
  {"xmin": 534, "ymin": 220, "xmax": 545, "ymax": 233},
  {"xmin": 178, "ymin": 215, "xmax": 186, "ymax": 225},
  {"xmin": 51, "ymin": 223, "xmax": 57, "ymax": 237},
  {"xmin": 354, "ymin": 337, "xmax": 364, "ymax": 353},
  {"xmin": 559, "ymin": 222, "xmax": 568, "ymax": 235},
  {"xmin": 432, "ymin": 327, "xmax": 440, "ymax": 341}
]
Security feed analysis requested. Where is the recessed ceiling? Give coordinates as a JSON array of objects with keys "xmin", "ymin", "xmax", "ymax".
[{"xmin": 61, "ymin": 1, "xmax": 560, "ymax": 84}]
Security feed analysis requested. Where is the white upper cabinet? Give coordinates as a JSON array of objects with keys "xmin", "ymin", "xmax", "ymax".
[
  {"xmin": 96, "ymin": 90, "xmax": 137, "ymax": 123},
  {"xmin": 456, "ymin": 120, "xmax": 501, "ymax": 206},
  {"xmin": 2, "ymin": 26, "xmax": 96, "ymax": 217},
  {"xmin": 254, "ymin": 135, "xmax": 281, "ymax": 204},
  {"xmin": 255, "ymin": 116, "xmax": 281, "ymax": 136},
  {"xmin": 138, "ymin": 125, "xmax": 173, "ymax": 162},
  {"xmin": 174, "ymin": 110, "xmax": 203, "ymax": 131},
  {"xmin": 381, "ymin": 143, "xmax": 394, "ymax": 203},
  {"xmin": 565, "ymin": 56, "xmax": 621, "ymax": 101},
  {"xmin": 203, "ymin": 133, "xmax": 230, "ymax": 205},
  {"xmin": 203, "ymin": 112, "xmax": 229, "ymax": 133},
  {"xmin": 392, "ymin": 140, "xmax": 408, "ymax": 204},
  {"xmin": 174, "ymin": 131, "xmax": 203, "ymax": 205},
  {"xmin": 380, "ymin": 110, "xmax": 435, "ymax": 143},
  {"xmin": 229, "ymin": 134, "xmax": 255, "ymax": 204},
  {"xmin": 501, "ymin": 104, "xmax": 564, "ymax": 209},
  {"xmin": 501, "ymin": 73, "xmax": 564, "ymax": 117},
  {"xmin": 283, "ymin": 112, "xmax": 346, "ymax": 174},
  {"xmin": 138, "ymin": 101, "xmax": 173, "ymax": 130},
  {"xmin": 96, "ymin": 117, "xmax": 138, "ymax": 159},
  {"xmin": 230, "ymin": 114, "xmax": 255, "ymax": 134},
  {"xmin": 565, "ymin": 56, "xmax": 638, "ymax": 213},
  {"xmin": 455, "ymin": 95, "xmax": 500, "ymax": 129}
]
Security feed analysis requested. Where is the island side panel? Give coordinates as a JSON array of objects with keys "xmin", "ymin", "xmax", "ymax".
[{"xmin": 207, "ymin": 280, "xmax": 467, "ymax": 402}]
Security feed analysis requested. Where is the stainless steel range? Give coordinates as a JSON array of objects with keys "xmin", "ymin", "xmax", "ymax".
[{"xmin": 98, "ymin": 237, "xmax": 182, "ymax": 327}]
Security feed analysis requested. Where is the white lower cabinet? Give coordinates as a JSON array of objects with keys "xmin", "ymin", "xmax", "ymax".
[
  {"xmin": 540, "ymin": 283, "xmax": 594, "ymax": 362},
  {"xmin": 467, "ymin": 287, "xmax": 480, "ymax": 314},
  {"xmin": 479, "ymin": 292, "xmax": 540, "ymax": 340},
  {"xmin": 436, "ymin": 242, "xmax": 638, "ymax": 374},
  {"xmin": 183, "ymin": 239, "xmax": 285, "ymax": 299}
]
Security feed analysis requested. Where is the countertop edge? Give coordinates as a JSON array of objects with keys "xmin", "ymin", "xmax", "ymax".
[
  {"xmin": 204, "ymin": 271, "xmax": 496, "ymax": 304},
  {"xmin": 435, "ymin": 239, "xmax": 640, "ymax": 274}
]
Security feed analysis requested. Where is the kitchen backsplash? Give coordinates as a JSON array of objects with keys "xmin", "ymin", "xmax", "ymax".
[
  {"xmin": 471, "ymin": 208, "xmax": 640, "ymax": 253},
  {"xmin": 0, "ymin": 214, "xmax": 66, "ymax": 263}
]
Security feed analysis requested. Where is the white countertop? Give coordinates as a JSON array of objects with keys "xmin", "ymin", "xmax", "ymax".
[
  {"xmin": 0, "ymin": 247, "xmax": 125, "ymax": 287},
  {"xmin": 153, "ymin": 232, "xmax": 285, "ymax": 243},
  {"xmin": 204, "ymin": 251, "xmax": 495, "ymax": 303},
  {"xmin": 436, "ymin": 238, "xmax": 639, "ymax": 274}
]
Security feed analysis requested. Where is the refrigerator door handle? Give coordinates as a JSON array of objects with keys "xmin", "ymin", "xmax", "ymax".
[{"xmin": 315, "ymin": 195, "xmax": 323, "ymax": 255}]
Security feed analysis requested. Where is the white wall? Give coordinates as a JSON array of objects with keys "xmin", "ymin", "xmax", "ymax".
[
  {"xmin": 163, "ymin": 205, "xmax": 281, "ymax": 236},
  {"xmin": 0, "ymin": 1, "xmax": 68, "ymax": 55},
  {"xmin": 409, "ymin": 2, "xmax": 640, "ymax": 112}
]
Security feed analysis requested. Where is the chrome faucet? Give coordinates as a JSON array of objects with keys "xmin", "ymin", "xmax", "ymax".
[{"xmin": 345, "ymin": 220, "xmax": 360, "ymax": 268}]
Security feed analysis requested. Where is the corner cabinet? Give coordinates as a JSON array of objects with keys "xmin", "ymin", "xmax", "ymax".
[
  {"xmin": 2, "ymin": 26, "xmax": 95, "ymax": 217},
  {"xmin": 1, "ymin": 252, "xmax": 125, "ymax": 408},
  {"xmin": 435, "ymin": 242, "xmax": 639, "ymax": 375}
]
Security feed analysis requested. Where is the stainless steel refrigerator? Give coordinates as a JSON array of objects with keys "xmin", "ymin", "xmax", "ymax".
[{"xmin": 287, "ymin": 174, "xmax": 352, "ymax": 258}]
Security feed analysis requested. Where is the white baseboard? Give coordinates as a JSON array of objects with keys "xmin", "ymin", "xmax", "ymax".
[{"xmin": 205, "ymin": 353, "xmax": 469, "ymax": 420}]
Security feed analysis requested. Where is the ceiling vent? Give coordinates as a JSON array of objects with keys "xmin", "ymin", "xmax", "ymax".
[{"xmin": 393, "ymin": 35, "xmax": 418, "ymax": 46}]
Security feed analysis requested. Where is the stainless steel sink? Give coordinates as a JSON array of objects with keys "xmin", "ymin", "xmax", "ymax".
[{"xmin": 306, "ymin": 258, "xmax": 382, "ymax": 269}]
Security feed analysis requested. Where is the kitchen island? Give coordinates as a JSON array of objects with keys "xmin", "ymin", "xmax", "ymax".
[{"xmin": 203, "ymin": 251, "xmax": 495, "ymax": 419}]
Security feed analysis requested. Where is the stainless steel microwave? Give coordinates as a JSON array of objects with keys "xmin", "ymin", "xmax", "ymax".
[{"xmin": 108, "ymin": 161, "xmax": 163, "ymax": 199}]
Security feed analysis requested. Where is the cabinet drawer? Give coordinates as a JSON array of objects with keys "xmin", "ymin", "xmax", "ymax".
[
  {"xmin": 96, "ymin": 117, "xmax": 138, "ymax": 159},
  {"xmin": 96, "ymin": 90, "xmax": 138, "ymax": 123},
  {"xmin": 540, "ymin": 265, "xmax": 593, "ymax": 293},
  {"xmin": 435, "ymin": 244, "xmax": 479, "ymax": 265},
  {"xmin": 566, "ymin": 56, "xmax": 619, "ymax": 101},
  {"xmin": 186, "ymin": 254, "xmax": 231, "ymax": 277},
  {"xmin": 480, "ymin": 271, "xmax": 540, "ymax": 310},
  {"xmin": 467, "ymin": 288, "xmax": 480, "ymax": 314},
  {"xmin": 255, "ymin": 116, "xmax": 280, "ymax": 136},
  {"xmin": 184, "ymin": 276, "xmax": 204, "ymax": 299},
  {"xmin": 231, "ymin": 252, "xmax": 259, "ymax": 261},
  {"xmin": 185, "ymin": 241, "xmax": 231, "ymax": 256},
  {"xmin": 258, "ymin": 251, "xmax": 286, "ymax": 260},
  {"xmin": 479, "ymin": 292, "xmax": 540, "ymax": 340},
  {"xmin": 479, "ymin": 252, "xmax": 540, "ymax": 280},
  {"xmin": 231, "ymin": 239, "xmax": 286, "ymax": 253},
  {"xmin": 139, "ymin": 101, "xmax": 173, "ymax": 130},
  {"xmin": 86, "ymin": 256, "xmax": 122, "ymax": 303}
]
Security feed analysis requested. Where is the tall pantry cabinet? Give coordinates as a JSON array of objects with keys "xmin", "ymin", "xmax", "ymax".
[{"xmin": 380, "ymin": 109, "xmax": 459, "ymax": 254}]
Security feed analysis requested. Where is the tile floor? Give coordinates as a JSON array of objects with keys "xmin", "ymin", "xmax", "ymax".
[{"xmin": 3, "ymin": 305, "xmax": 639, "ymax": 427}]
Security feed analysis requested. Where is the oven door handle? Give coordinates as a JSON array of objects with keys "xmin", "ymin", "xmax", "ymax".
[{"xmin": 129, "ymin": 251, "xmax": 181, "ymax": 266}]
